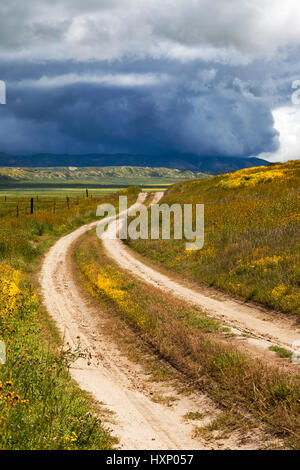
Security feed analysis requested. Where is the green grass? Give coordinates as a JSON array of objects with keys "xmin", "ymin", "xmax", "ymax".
[
  {"xmin": 269, "ymin": 346, "xmax": 293, "ymax": 359},
  {"xmin": 183, "ymin": 411, "xmax": 204, "ymax": 421},
  {"xmin": 0, "ymin": 281, "xmax": 114, "ymax": 450},
  {"xmin": 175, "ymin": 308, "xmax": 229, "ymax": 333},
  {"xmin": 128, "ymin": 159, "xmax": 300, "ymax": 316}
]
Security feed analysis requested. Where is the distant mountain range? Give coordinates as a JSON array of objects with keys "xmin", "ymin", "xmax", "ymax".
[
  {"xmin": 0, "ymin": 166, "xmax": 209, "ymax": 184},
  {"xmin": 0, "ymin": 152, "xmax": 270, "ymax": 174}
]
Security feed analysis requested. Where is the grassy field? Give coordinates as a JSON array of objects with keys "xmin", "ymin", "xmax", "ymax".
[
  {"xmin": 74, "ymin": 230, "xmax": 300, "ymax": 449},
  {"xmin": 0, "ymin": 191, "xmax": 119, "ymax": 219},
  {"xmin": 0, "ymin": 185, "xmax": 139, "ymax": 449},
  {"xmin": 0, "ymin": 166, "xmax": 209, "ymax": 217},
  {"xmin": 128, "ymin": 159, "xmax": 300, "ymax": 317}
]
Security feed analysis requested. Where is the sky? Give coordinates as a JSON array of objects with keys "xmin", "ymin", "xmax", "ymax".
[{"xmin": 0, "ymin": 0, "xmax": 300, "ymax": 163}]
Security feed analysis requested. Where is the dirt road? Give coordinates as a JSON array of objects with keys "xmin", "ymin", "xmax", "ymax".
[
  {"xmin": 40, "ymin": 194, "xmax": 217, "ymax": 450},
  {"xmin": 39, "ymin": 193, "xmax": 297, "ymax": 450}
]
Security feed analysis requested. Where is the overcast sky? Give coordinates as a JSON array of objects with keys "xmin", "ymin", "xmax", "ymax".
[{"xmin": 1, "ymin": 0, "xmax": 300, "ymax": 162}]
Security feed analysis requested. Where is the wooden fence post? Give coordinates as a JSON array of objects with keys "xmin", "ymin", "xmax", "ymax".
[{"xmin": 30, "ymin": 198, "xmax": 34, "ymax": 214}]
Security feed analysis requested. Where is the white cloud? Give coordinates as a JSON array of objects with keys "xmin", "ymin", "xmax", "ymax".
[
  {"xmin": 2, "ymin": 1, "xmax": 300, "ymax": 63},
  {"xmin": 15, "ymin": 73, "xmax": 169, "ymax": 88},
  {"xmin": 260, "ymin": 106, "xmax": 300, "ymax": 162}
]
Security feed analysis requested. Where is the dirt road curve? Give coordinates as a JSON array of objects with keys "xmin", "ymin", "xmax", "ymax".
[
  {"xmin": 102, "ymin": 193, "xmax": 299, "ymax": 353},
  {"xmin": 40, "ymin": 194, "xmax": 211, "ymax": 450},
  {"xmin": 40, "ymin": 193, "xmax": 298, "ymax": 450}
]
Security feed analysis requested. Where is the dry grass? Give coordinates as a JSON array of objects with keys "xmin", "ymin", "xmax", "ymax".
[
  {"xmin": 75, "ymin": 234, "xmax": 300, "ymax": 449},
  {"xmin": 183, "ymin": 411, "xmax": 204, "ymax": 421},
  {"xmin": 194, "ymin": 410, "xmax": 252, "ymax": 441}
]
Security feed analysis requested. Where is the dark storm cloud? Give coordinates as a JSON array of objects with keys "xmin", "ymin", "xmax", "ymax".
[
  {"xmin": 0, "ymin": 1, "xmax": 300, "ymax": 160},
  {"xmin": 0, "ymin": 62, "xmax": 279, "ymax": 157}
]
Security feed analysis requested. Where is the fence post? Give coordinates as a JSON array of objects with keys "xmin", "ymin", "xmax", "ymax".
[
  {"xmin": 86, "ymin": 189, "xmax": 89, "ymax": 198},
  {"xmin": 30, "ymin": 198, "xmax": 34, "ymax": 214},
  {"xmin": 66, "ymin": 196, "xmax": 70, "ymax": 209},
  {"xmin": 53, "ymin": 201, "xmax": 56, "ymax": 214},
  {"xmin": 16, "ymin": 205, "xmax": 19, "ymax": 218}
]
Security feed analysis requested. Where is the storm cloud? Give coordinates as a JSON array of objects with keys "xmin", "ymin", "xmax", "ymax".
[{"xmin": 0, "ymin": 1, "xmax": 300, "ymax": 161}]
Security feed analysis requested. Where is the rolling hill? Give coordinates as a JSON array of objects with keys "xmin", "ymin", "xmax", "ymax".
[
  {"xmin": 128, "ymin": 159, "xmax": 300, "ymax": 317},
  {"xmin": 0, "ymin": 166, "xmax": 208, "ymax": 183}
]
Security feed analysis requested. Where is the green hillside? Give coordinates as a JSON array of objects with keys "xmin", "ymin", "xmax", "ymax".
[
  {"xmin": 128, "ymin": 159, "xmax": 300, "ymax": 316},
  {"xmin": 0, "ymin": 166, "xmax": 208, "ymax": 185}
]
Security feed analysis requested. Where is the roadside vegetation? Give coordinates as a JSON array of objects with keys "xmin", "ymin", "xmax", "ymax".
[
  {"xmin": 0, "ymin": 186, "xmax": 139, "ymax": 449},
  {"xmin": 75, "ymin": 233, "xmax": 300, "ymax": 449},
  {"xmin": 128, "ymin": 160, "xmax": 300, "ymax": 316}
]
